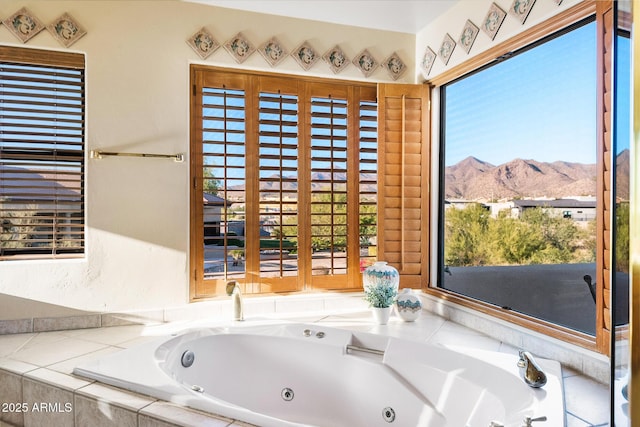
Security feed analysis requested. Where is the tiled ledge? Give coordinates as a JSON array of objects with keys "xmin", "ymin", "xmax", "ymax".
[
  {"xmin": 419, "ymin": 293, "xmax": 610, "ymax": 384},
  {"xmin": 0, "ymin": 314, "xmax": 122, "ymax": 335},
  {"xmin": 0, "ymin": 293, "xmax": 367, "ymax": 335},
  {"xmin": 0, "ymin": 361, "xmax": 254, "ymax": 427},
  {"xmin": 0, "ymin": 292, "xmax": 609, "ymax": 383}
]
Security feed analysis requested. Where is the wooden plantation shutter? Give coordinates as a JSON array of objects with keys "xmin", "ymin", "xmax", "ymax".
[
  {"xmin": 0, "ymin": 47, "xmax": 85, "ymax": 259},
  {"xmin": 308, "ymin": 84, "xmax": 350, "ymax": 288},
  {"xmin": 255, "ymin": 76, "xmax": 302, "ymax": 292},
  {"xmin": 308, "ymin": 84, "xmax": 378, "ymax": 290},
  {"xmin": 191, "ymin": 66, "xmax": 377, "ymax": 297},
  {"xmin": 191, "ymin": 70, "xmax": 252, "ymax": 297},
  {"xmin": 357, "ymin": 97, "xmax": 379, "ymax": 273},
  {"xmin": 595, "ymin": 0, "xmax": 614, "ymax": 353},
  {"xmin": 377, "ymin": 84, "xmax": 430, "ymax": 288}
]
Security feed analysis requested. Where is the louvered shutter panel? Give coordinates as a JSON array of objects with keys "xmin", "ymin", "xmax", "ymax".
[
  {"xmin": 256, "ymin": 77, "xmax": 302, "ymax": 292},
  {"xmin": 377, "ymin": 84, "xmax": 430, "ymax": 287}
]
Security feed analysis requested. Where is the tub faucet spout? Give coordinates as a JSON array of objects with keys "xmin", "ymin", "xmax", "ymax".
[
  {"xmin": 517, "ymin": 351, "xmax": 546, "ymax": 388},
  {"xmin": 226, "ymin": 281, "xmax": 243, "ymax": 321}
]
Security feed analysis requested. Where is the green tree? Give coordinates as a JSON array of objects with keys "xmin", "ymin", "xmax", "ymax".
[
  {"xmin": 203, "ymin": 166, "xmax": 221, "ymax": 195},
  {"xmin": 520, "ymin": 207, "xmax": 579, "ymax": 264},
  {"xmin": 444, "ymin": 203, "xmax": 491, "ymax": 266},
  {"xmin": 310, "ymin": 193, "xmax": 347, "ymax": 251},
  {"xmin": 359, "ymin": 203, "xmax": 377, "ymax": 247},
  {"xmin": 445, "ymin": 204, "xmax": 595, "ymax": 267},
  {"xmin": 491, "ymin": 216, "xmax": 544, "ymax": 264},
  {"xmin": 615, "ymin": 202, "xmax": 630, "ymax": 272}
]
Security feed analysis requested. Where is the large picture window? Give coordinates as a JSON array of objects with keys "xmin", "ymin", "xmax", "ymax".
[
  {"xmin": 0, "ymin": 47, "xmax": 85, "ymax": 259},
  {"xmin": 439, "ymin": 19, "xmax": 598, "ymax": 334}
]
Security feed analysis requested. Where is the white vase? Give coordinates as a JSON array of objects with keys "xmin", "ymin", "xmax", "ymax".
[
  {"xmin": 371, "ymin": 306, "xmax": 392, "ymax": 325},
  {"xmin": 396, "ymin": 288, "xmax": 422, "ymax": 322},
  {"xmin": 363, "ymin": 261, "xmax": 400, "ymax": 292}
]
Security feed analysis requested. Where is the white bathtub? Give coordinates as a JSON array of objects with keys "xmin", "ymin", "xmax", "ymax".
[{"xmin": 74, "ymin": 322, "xmax": 564, "ymax": 427}]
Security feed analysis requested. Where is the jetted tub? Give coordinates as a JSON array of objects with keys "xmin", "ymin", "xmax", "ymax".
[{"xmin": 74, "ymin": 322, "xmax": 564, "ymax": 427}]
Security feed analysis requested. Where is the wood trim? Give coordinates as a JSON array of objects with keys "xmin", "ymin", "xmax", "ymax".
[
  {"xmin": 0, "ymin": 45, "xmax": 84, "ymax": 69},
  {"xmin": 189, "ymin": 67, "xmax": 199, "ymax": 301},
  {"xmin": 190, "ymin": 64, "xmax": 377, "ymax": 89},
  {"xmin": 427, "ymin": 1, "xmax": 596, "ymax": 87}
]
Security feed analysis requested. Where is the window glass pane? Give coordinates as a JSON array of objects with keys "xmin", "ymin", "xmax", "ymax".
[
  {"xmin": 359, "ymin": 100, "xmax": 378, "ymax": 270},
  {"xmin": 202, "ymin": 88, "xmax": 246, "ymax": 279},
  {"xmin": 310, "ymin": 97, "xmax": 348, "ymax": 276},
  {"xmin": 613, "ymin": 9, "xmax": 631, "ymax": 423},
  {"xmin": 440, "ymin": 20, "xmax": 597, "ymax": 334},
  {"xmin": 614, "ymin": 31, "xmax": 630, "ymax": 328},
  {"xmin": 258, "ymin": 92, "xmax": 299, "ymax": 277}
]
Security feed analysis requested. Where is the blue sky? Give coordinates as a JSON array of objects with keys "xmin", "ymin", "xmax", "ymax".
[
  {"xmin": 201, "ymin": 20, "xmax": 631, "ymax": 177},
  {"xmin": 444, "ymin": 21, "xmax": 601, "ymax": 167},
  {"xmin": 616, "ymin": 34, "xmax": 631, "ymax": 155}
]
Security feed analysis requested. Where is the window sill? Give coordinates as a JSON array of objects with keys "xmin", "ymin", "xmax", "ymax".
[{"xmin": 419, "ymin": 287, "xmax": 607, "ymax": 382}]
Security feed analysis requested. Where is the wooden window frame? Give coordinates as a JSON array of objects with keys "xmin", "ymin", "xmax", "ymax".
[
  {"xmin": 424, "ymin": 0, "xmax": 614, "ymax": 354},
  {"xmin": 0, "ymin": 46, "xmax": 85, "ymax": 260},
  {"xmin": 190, "ymin": 66, "xmax": 379, "ymax": 299}
]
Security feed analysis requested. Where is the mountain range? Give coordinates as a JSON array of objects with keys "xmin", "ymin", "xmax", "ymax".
[
  {"xmin": 445, "ymin": 149, "xmax": 630, "ymax": 201},
  {"xmin": 223, "ymin": 149, "xmax": 630, "ymax": 202}
]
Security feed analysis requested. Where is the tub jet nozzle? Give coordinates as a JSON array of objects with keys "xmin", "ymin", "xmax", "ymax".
[
  {"xmin": 281, "ymin": 388, "xmax": 294, "ymax": 401},
  {"xmin": 382, "ymin": 407, "xmax": 395, "ymax": 423}
]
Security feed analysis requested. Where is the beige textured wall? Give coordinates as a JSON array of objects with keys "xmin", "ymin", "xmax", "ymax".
[{"xmin": 0, "ymin": 0, "xmax": 413, "ymax": 313}]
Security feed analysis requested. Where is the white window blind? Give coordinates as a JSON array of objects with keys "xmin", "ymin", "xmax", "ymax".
[{"xmin": 0, "ymin": 47, "xmax": 85, "ymax": 259}]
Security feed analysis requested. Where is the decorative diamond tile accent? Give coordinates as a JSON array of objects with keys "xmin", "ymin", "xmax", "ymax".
[
  {"xmin": 47, "ymin": 13, "xmax": 87, "ymax": 48},
  {"xmin": 382, "ymin": 52, "xmax": 406, "ymax": 81},
  {"xmin": 323, "ymin": 45, "xmax": 349, "ymax": 74},
  {"xmin": 3, "ymin": 8, "xmax": 44, "ymax": 43},
  {"xmin": 186, "ymin": 27, "xmax": 219, "ymax": 60},
  {"xmin": 352, "ymin": 49, "xmax": 378, "ymax": 78},
  {"xmin": 258, "ymin": 37, "xmax": 287, "ymax": 67},
  {"xmin": 223, "ymin": 32, "xmax": 255, "ymax": 64},
  {"xmin": 291, "ymin": 41, "xmax": 319, "ymax": 71}
]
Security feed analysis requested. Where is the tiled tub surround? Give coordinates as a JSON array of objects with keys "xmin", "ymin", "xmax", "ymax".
[{"xmin": 0, "ymin": 295, "xmax": 610, "ymax": 427}]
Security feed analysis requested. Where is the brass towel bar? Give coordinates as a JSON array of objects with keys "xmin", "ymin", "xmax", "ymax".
[{"xmin": 90, "ymin": 150, "xmax": 184, "ymax": 162}]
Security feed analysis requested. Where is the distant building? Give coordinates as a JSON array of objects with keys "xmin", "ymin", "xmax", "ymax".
[
  {"xmin": 512, "ymin": 199, "xmax": 596, "ymax": 221},
  {"xmin": 203, "ymin": 193, "xmax": 226, "ymax": 240},
  {"xmin": 444, "ymin": 198, "xmax": 597, "ymax": 222}
]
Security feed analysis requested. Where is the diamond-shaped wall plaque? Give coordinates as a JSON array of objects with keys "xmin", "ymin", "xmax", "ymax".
[
  {"xmin": 292, "ymin": 41, "xmax": 319, "ymax": 71},
  {"xmin": 187, "ymin": 27, "xmax": 219, "ymax": 60},
  {"xmin": 3, "ymin": 8, "xmax": 44, "ymax": 43},
  {"xmin": 323, "ymin": 45, "xmax": 349, "ymax": 74},
  {"xmin": 224, "ymin": 32, "xmax": 255, "ymax": 64},
  {"xmin": 47, "ymin": 13, "xmax": 87, "ymax": 47}
]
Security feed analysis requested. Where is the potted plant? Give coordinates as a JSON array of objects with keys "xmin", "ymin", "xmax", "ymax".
[
  {"xmin": 362, "ymin": 261, "xmax": 399, "ymax": 325},
  {"xmin": 363, "ymin": 284, "xmax": 398, "ymax": 325}
]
